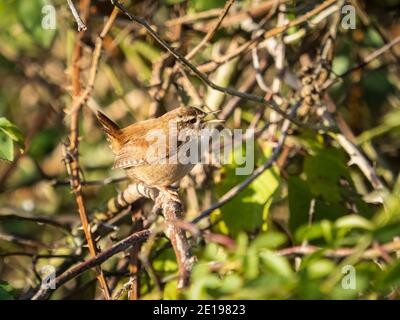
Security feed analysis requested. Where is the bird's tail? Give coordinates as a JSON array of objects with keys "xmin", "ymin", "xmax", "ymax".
[{"xmin": 96, "ymin": 111, "xmax": 123, "ymax": 151}]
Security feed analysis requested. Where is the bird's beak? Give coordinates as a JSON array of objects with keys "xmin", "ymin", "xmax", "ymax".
[
  {"xmin": 206, "ymin": 110, "xmax": 221, "ymax": 115},
  {"xmin": 201, "ymin": 111, "xmax": 225, "ymax": 126},
  {"xmin": 204, "ymin": 119, "xmax": 225, "ymax": 124}
]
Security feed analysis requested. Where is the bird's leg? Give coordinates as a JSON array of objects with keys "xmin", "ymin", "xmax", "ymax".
[
  {"xmin": 157, "ymin": 186, "xmax": 181, "ymax": 204},
  {"xmin": 153, "ymin": 186, "xmax": 181, "ymax": 214}
]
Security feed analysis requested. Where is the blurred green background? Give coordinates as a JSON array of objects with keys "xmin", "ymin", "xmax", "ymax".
[{"xmin": 1, "ymin": 0, "xmax": 400, "ymax": 300}]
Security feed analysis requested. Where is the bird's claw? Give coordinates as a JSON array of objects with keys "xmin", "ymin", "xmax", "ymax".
[{"xmin": 153, "ymin": 187, "xmax": 181, "ymax": 213}]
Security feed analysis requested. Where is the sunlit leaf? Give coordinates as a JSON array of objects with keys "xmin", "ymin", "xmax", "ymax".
[
  {"xmin": 16, "ymin": 0, "xmax": 56, "ymax": 48},
  {"xmin": 260, "ymin": 250, "xmax": 294, "ymax": 278},
  {"xmin": 215, "ymin": 144, "xmax": 280, "ymax": 236},
  {"xmin": 0, "ymin": 281, "xmax": 15, "ymax": 300},
  {"xmin": 335, "ymin": 214, "xmax": 374, "ymax": 231},
  {"xmin": 0, "ymin": 117, "xmax": 24, "ymax": 149},
  {"xmin": 0, "ymin": 130, "xmax": 13, "ymax": 161}
]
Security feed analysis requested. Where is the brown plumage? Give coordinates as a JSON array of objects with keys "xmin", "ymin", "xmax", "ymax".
[{"xmin": 97, "ymin": 107, "xmax": 214, "ymax": 187}]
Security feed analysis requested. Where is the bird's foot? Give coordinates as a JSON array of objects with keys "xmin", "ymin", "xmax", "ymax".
[
  {"xmin": 154, "ymin": 186, "xmax": 181, "ymax": 213},
  {"xmin": 157, "ymin": 186, "xmax": 181, "ymax": 203}
]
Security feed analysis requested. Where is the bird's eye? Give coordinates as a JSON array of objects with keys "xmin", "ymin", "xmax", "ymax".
[{"xmin": 189, "ymin": 118, "xmax": 197, "ymax": 124}]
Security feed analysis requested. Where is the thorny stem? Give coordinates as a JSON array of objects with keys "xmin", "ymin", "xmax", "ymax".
[{"xmin": 68, "ymin": 0, "xmax": 111, "ymax": 299}]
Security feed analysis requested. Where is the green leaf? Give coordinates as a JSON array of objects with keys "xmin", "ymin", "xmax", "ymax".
[
  {"xmin": 28, "ymin": 127, "xmax": 59, "ymax": 160},
  {"xmin": 0, "ymin": 117, "xmax": 24, "ymax": 161},
  {"xmin": 0, "ymin": 117, "xmax": 24, "ymax": 149},
  {"xmin": 214, "ymin": 144, "xmax": 280, "ymax": 236},
  {"xmin": 260, "ymin": 250, "xmax": 294, "ymax": 278},
  {"xmin": 332, "ymin": 55, "xmax": 351, "ymax": 76},
  {"xmin": 380, "ymin": 260, "xmax": 400, "ymax": 290},
  {"xmin": 153, "ymin": 247, "xmax": 178, "ymax": 272},
  {"xmin": 373, "ymin": 222, "xmax": 400, "ymax": 242},
  {"xmin": 244, "ymin": 246, "xmax": 259, "ymax": 279},
  {"xmin": 304, "ymin": 151, "xmax": 350, "ymax": 203},
  {"xmin": 219, "ymin": 274, "xmax": 242, "ymax": 293},
  {"xmin": 363, "ymin": 28, "xmax": 384, "ymax": 47},
  {"xmin": 16, "ymin": 0, "xmax": 56, "ymax": 48},
  {"xmin": 164, "ymin": 0, "xmax": 186, "ymax": 4},
  {"xmin": 120, "ymin": 41, "xmax": 151, "ymax": 82},
  {"xmin": 131, "ymin": 40, "xmax": 162, "ymax": 64},
  {"xmin": 360, "ymin": 70, "xmax": 395, "ymax": 109},
  {"xmin": 288, "ymin": 176, "xmax": 312, "ymax": 232},
  {"xmin": 163, "ymin": 280, "xmax": 179, "ymax": 300},
  {"xmin": 251, "ymin": 232, "xmax": 287, "ymax": 250},
  {"xmin": 335, "ymin": 214, "xmax": 374, "ymax": 231},
  {"xmin": 0, "ymin": 130, "xmax": 14, "ymax": 161},
  {"xmin": 190, "ymin": 0, "xmax": 226, "ymax": 12},
  {"xmin": 0, "ymin": 281, "xmax": 15, "ymax": 300},
  {"xmin": 295, "ymin": 220, "xmax": 333, "ymax": 244},
  {"xmin": 307, "ymin": 259, "xmax": 335, "ymax": 279}
]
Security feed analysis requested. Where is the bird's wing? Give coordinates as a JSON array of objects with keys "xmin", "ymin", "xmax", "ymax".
[
  {"xmin": 113, "ymin": 144, "xmax": 147, "ymax": 169},
  {"xmin": 113, "ymin": 138, "xmax": 178, "ymax": 169}
]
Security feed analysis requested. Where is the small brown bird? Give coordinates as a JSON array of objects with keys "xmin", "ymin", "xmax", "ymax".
[{"xmin": 97, "ymin": 106, "xmax": 221, "ymax": 192}]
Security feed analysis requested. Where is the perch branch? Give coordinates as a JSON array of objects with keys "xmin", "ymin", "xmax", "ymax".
[
  {"xmin": 67, "ymin": 0, "xmax": 111, "ymax": 299},
  {"xmin": 31, "ymin": 229, "xmax": 151, "ymax": 300}
]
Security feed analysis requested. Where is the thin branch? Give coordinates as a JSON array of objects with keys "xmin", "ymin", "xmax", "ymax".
[
  {"xmin": 278, "ymin": 240, "xmax": 400, "ymax": 260},
  {"xmin": 166, "ymin": 0, "xmax": 286, "ymax": 27},
  {"xmin": 311, "ymin": 0, "xmax": 388, "ymax": 197},
  {"xmin": 66, "ymin": 0, "xmax": 87, "ymax": 31},
  {"xmin": 0, "ymin": 211, "xmax": 71, "ymax": 232},
  {"xmin": 111, "ymin": 0, "xmax": 335, "ymax": 132},
  {"xmin": 193, "ymin": 101, "xmax": 299, "ymax": 223},
  {"xmin": 51, "ymin": 176, "xmax": 128, "ymax": 187},
  {"xmin": 31, "ymin": 229, "xmax": 151, "ymax": 300},
  {"xmin": 185, "ymin": 0, "xmax": 235, "ymax": 61},
  {"xmin": 0, "ymin": 252, "xmax": 77, "ymax": 260},
  {"xmin": 31, "ymin": 222, "xmax": 400, "ymax": 300},
  {"xmin": 264, "ymin": 2, "xmax": 287, "ymax": 138},
  {"xmin": 197, "ymin": 0, "xmax": 338, "ymax": 74},
  {"xmin": 67, "ymin": 0, "xmax": 111, "ymax": 299},
  {"xmin": 0, "ymin": 233, "xmax": 50, "ymax": 249},
  {"xmin": 324, "ymin": 35, "xmax": 400, "ymax": 89},
  {"xmin": 69, "ymin": 6, "xmax": 120, "ymax": 115}
]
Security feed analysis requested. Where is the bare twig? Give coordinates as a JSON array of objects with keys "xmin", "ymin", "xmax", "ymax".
[
  {"xmin": 0, "ymin": 211, "xmax": 71, "ymax": 232},
  {"xmin": 166, "ymin": 0, "xmax": 286, "ymax": 27},
  {"xmin": 31, "ymin": 221, "xmax": 400, "ymax": 300},
  {"xmin": 193, "ymin": 101, "xmax": 299, "ymax": 223},
  {"xmin": 31, "ymin": 229, "xmax": 151, "ymax": 300},
  {"xmin": 111, "ymin": 0, "xmax": 335, "ymax": 132},
  {"xmin": 0, "ymin": 233, "xmax": 50, "ymax": 249},
  {"xmin": 278, "ymin": 240, "xmax": 400, "ymax": 260},
  {"xmin": 0, "ymin": 252, "xmax": 78, "ymax": 260},
  {"xmin": 52, "ymin": 176, "xmax": 128, "ymax": 187},
  {"xmin": 67, "ymin": 0, "xmax": 111, "ymax": 299},
  {"xmin": 198, "ymin": 0, "xmax": 338, "ymax": 74},
  {"xmin": 310, "ymin": 0, "xmax": 388, "ymax": 198},
  {"xmin": 88, "ymin": 182, "xmax": 194, "ymax": 289},
  {"xmin": 66, "ymin": 0, "xmax": 87, "ymax": 31},
  {"xmin": 127, "ymin": 208, "xmax": 143, "ymax": 300},
  {"xmin": 69, "ymin": 6, "xmax": 119, "ymax": 115},
  {"xmin": 185, "ymin": 0, "xmax": 235, "ymax": 61},
  {"xmin": 264, "ymin": 2, "xmax": 287, "ymax": 138},
  {"xmin": 251, "ymin": 48, "xmax": 272, "ymax": 94},
  {"xmin": 324, "ymin": 35, "xmax": 400, "ymax": 89}
]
